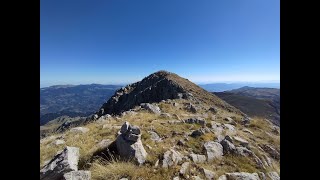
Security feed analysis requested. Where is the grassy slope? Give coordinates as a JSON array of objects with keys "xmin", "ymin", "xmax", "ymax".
[{"xmin": 40, "ymin": 99, "xmax": 279, "ymax": 180}]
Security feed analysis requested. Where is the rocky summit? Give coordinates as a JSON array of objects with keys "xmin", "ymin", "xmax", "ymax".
[
  {"xmin": 96, "ymin": 70, "xmax": 240, "ymax": 117},
  {"xmin": 40, "ymin": 71, "xmax": 280, "ymax": 180}
]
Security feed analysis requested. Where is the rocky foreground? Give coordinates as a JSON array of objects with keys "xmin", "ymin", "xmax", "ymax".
[{"xmin": 40, "ymin": 71, "xmax": 280, "ymax": 180}]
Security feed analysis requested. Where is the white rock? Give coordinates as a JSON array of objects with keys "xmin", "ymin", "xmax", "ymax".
[
  {"xmin": 62, "ymin": 170, "xmax": 91, "ymax": 180},
  {"xmin": 226, "ymin": 172, "xmax": 260, "ymax": 180},
  {"xmin": 190, "ymin": 153, "xmax": 206, "ymax": 163},
  {"xmin": 54, "ymin": 139, "xmax": 65, "ymax": 145},
  {"xmin": 40, "ymin": 146, "xmax": 79, "ymax": 180},
  {"xmin": 201, "ymin": 168, "xmax": 215, "ymax": 180},
  {"xmin": 203, "ymin": 141, "xmax": 223, "ymax": 161},
  {"xmin": 179, "ymin": 162, "xmax": 190, "ymax": 175},
  {"xmin": 162, "ymin": 149, "xmax": 183, "ymax": 168}
]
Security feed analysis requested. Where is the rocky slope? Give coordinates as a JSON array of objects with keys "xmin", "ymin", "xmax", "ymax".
[
  {"xmin": 40, "ymin": 71, "xmax": 280, "ymax": 180},
  {"xmin": 96, "ymin": 71, "xmax": 241, "ymax": 117}
]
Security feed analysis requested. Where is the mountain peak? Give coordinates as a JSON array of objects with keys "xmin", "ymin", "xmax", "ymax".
[{"xmin": 96, "ymin": 71, "xmax": 241, "ymax": 116}]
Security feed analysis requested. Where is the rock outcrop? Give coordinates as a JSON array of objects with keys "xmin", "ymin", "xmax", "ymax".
[
  {"xmin": 40, "ymin": 146, "xmax": 79, "ymax": 180},
  {"xmin": 225, "ymin": 172, "xmax": 260, "ymax": 180},
  {"xmin": 162, "ymin": 149, "xmax": 183, "ymax": 168},
  {"xmin": 203, "ymin": 141, "xmax": 223, "ymax": 161},
  {"xmin": 62, "ymin": 170, "xmax": 91, "ymax": 180},
  {"xmin": 96, "ymin": 71, "xmax": 241, "ymax": 117},
  {"xmin": 115, "ymin": 122, "xmax": 147, "ymax": 165}
]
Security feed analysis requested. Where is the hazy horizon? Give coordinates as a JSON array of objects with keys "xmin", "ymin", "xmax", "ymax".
[
  {"xmin": 41, "ymin": 0, "xmax": 279, "ymax": 85},
  {"xmin": 40, "ymin": 80, "xmax": 280, "ymax": 89}
]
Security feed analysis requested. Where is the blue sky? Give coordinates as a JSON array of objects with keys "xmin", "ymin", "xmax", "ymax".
[{"xmin": 41, "ymin": 0, "xmax": 279, "ymax": 87}]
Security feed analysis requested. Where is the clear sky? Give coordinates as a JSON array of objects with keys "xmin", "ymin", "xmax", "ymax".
[{"xmin": 40, "ymin": 0, "xmax": 279, "ymax": 87}]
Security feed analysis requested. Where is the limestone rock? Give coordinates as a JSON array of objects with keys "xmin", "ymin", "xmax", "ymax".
[
  {"xmin": 62, "ymin": 170, "xmax": 91, "ymax": 180},
  {"xmin": 162, "ymin": 149, "xmax": 183, "ymax": 168},
  {"xmin": 220, "ymin": 139, "xmax": 236, "ymax": 154},
  {"xmin": 191, "ymin": 128, "xmax": 211, "ymax": 137},
  {"xmin": 179, "ymin": 162, "xmax": 190, "ymax": 175},
  {"xmin": 184, "ymin": 118, "xmax": 206, "ymax": 126},
  {"xmin": 40, "ymin": 146, "xmax": 79, "ymax": 180},
  {"xmin": 223, "ymin": 124, "xmax": 236, "ymax": 133},
  {"xmin": 225, "ymin": 172, "xmax": 260, "ymax": 180},
  {"xmin": 115, "ymin": 122, "xmax": 147, "ymax": 165},
  {"xmin": 203, "ymin": 141, "xmax": 223, "ymax": 161},
  {"xmin": 233, "ymin": 136, "xmax": 249, "ymax": 148},
  {"xmin": 54, "ymin": 139, "xmax": 65, "ymax": 145},
  {"xmin": 200, "ymin": 168, "xmax": 215, "ymax": 180},
  {"xmin": 141, "ymin": 103, "xmax": 161, "ymax": 114},
  {"xmin": 218, "ymin": 175, "xmax": 227, "ymax": 180},
  {"xmin": 189, "ymin": 153, "xmax": 206, "ymax": 163},
  {"xmin": 148, "ymin": 131, "xmax": 162, "ymax": 142}
]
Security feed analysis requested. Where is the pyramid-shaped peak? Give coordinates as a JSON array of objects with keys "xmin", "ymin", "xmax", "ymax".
[{"xmin": 96, "ymin": 71, "xmax": 240, "ymax": 116}]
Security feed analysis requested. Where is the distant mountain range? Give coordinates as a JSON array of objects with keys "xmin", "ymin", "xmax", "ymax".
[
  {"xmin": 40, "ymin": 83, "xmax": 280, "ymax": 126},
  {"xmin": 214, "ymin": 86, "xmax": 280, "ymax": 126},
  {"xmin": 199, "ymin": 82, "xmax": 280, "ymax": 92},
  {"xmin": 40, "ymin": 84, "xmax": 122, "ymax": 125}
]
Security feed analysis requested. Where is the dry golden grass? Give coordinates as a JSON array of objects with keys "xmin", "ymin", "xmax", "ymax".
[
  {"xmin": 90, "ymin": 158, "xmax": 176, "ymax": 180},
  {"xmin": 40, "ymin": 99, "xmax": 280, "ymax": 178}
]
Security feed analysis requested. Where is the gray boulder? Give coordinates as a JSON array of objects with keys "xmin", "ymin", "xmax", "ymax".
[
  {"xmin": 40, "ymin": 146, "xmax": 79, "ymax": 180},
  {"xmin": 203, "ymin": 141, "xmax": 223, "ymax": 161},
  {"xmin": 115, "ymin": 122, "xmax": 147, "ymax": 165},
  {"xmin": 148, "ymin": 131, "xmax": 162, "ymax": 142},
  {"xmin": 191, "ymin": 128, "xmax": 210, "ymax": 137},
  {"xmin": 233, "ymin": 136, "xmax": 249, "ymax": 148},
  {"xmin": 220, "ymin": 139, "xmax": 236, "ymax": 154},
  {"xmin": 192, "ymin": 176, "xmax": 204, "ymax": 180},
  {"xmin": 141, "ymin": 103, "xmax": 161, "ymax": 114},
  {"xmin": 179, "ymin": 162, "xmax": 190, "ymax": 175},
  {"xmin": 200, "ymin": 168, "xmax": 215, "ymax": 180},
  {"xmin": 189, "ymin": 153, "xmax": 206, "ymax": 163},
  {"xmin": 63, "ymin": 170, "xmax": 91, "ymax": 180},
  {"xmin": 218, "ymin": 175, "xmax": 227, "ymax": 180},
  {"xmin": 54, "ymin": 139, "xmax": 65, "ymax": 145},
  {"xmin": 210, "ymin": 121, "xmax": 223, "ymax": 135},
  {"xmin": 223, "ymin": 124, "xmax": 236, "ymax": 133},
  {"xmin": 184, "ymin": 118, "xmax": 206, "ymax": 126},
  {"xmin": 267, "ymin": 172, "xmax": 280, "ymax": 180},
  {"xmin": 225, "ymin": 172, "xmax": 260, "ymax": 180},
  {"xmin": 94, "ymin": 139, "xmax": 112, "ymax": 150},
  {"xmin": 162, "ymin": 149, "xmax": 183, "ymax": 168}
]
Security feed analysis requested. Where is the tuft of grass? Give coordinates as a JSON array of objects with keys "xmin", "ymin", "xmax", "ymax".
[{"xmin": 90, "ymin": 159, "xmax": 176, "ymax": 180}]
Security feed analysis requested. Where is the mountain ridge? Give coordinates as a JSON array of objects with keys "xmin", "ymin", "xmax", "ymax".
[{"xmin": 96, "ymin": 70, "xmax": 242, "ymax": 117}]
